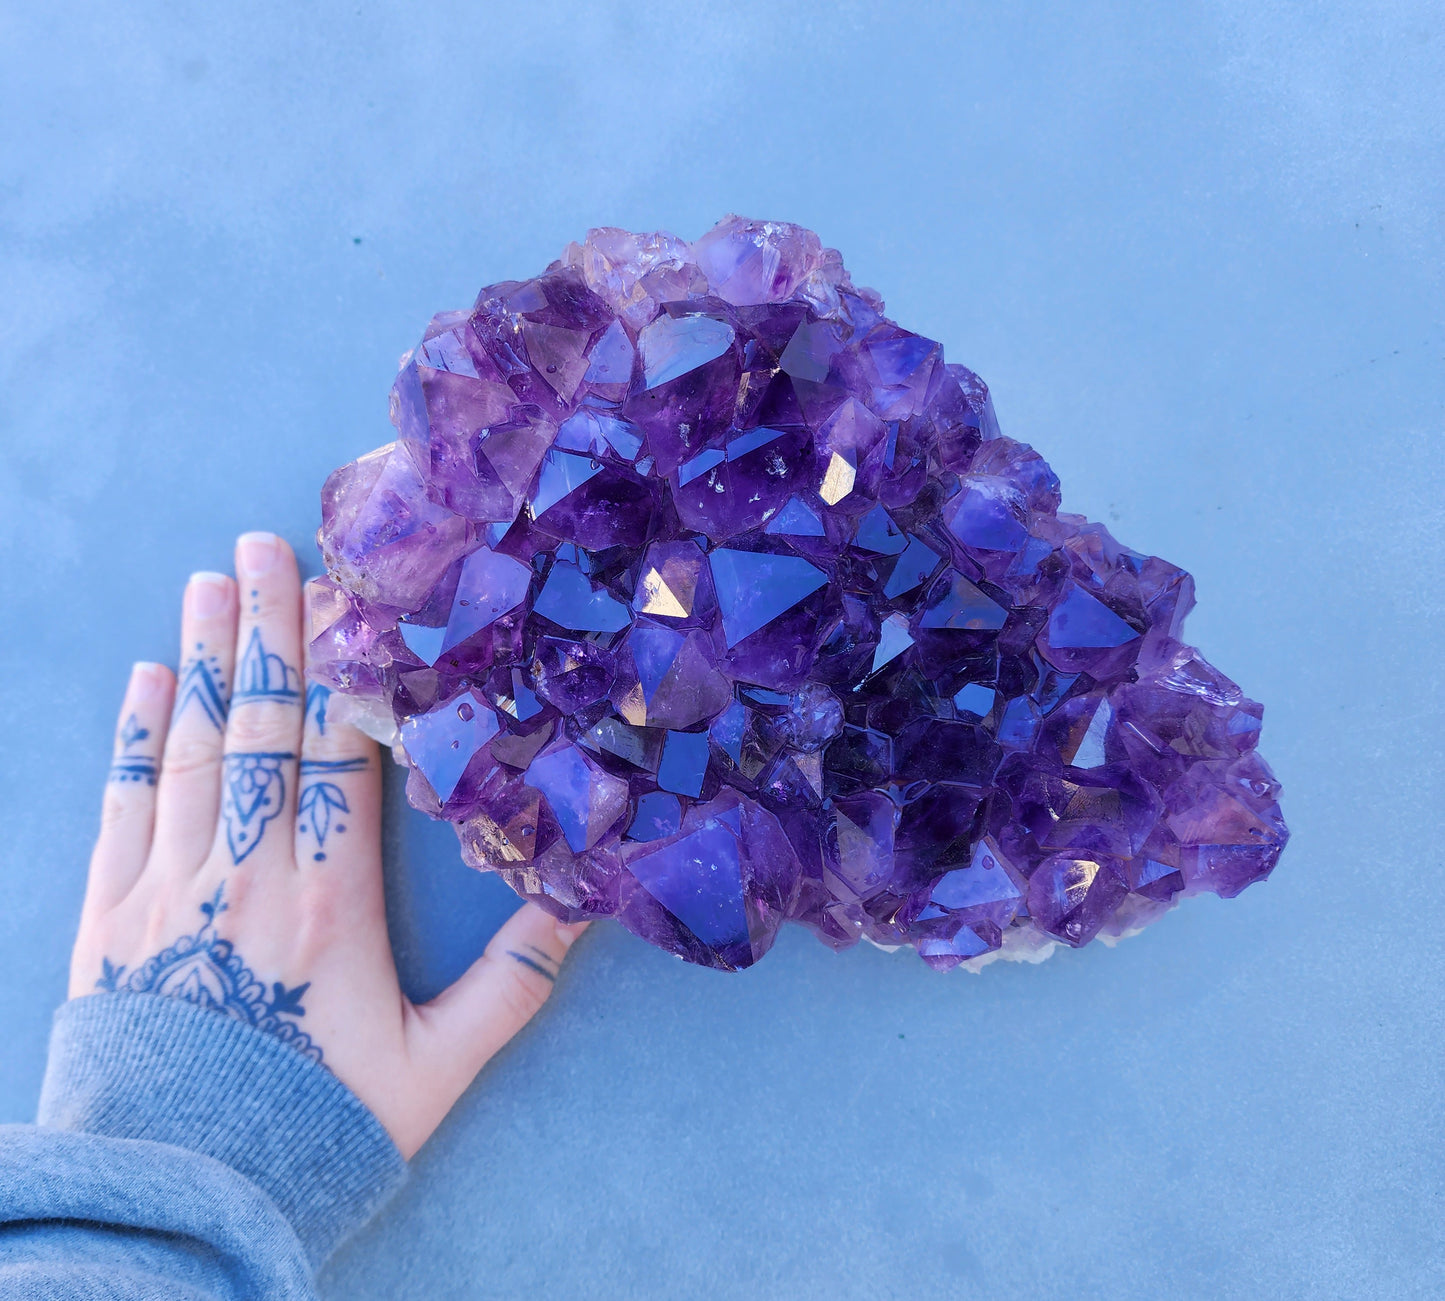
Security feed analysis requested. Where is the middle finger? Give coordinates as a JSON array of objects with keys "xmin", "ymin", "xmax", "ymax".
[{"xmin": 211, "ymin": 532, "xmax": 305, "ymax": 870}]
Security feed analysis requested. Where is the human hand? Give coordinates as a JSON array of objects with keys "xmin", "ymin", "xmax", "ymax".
[{"xmin": 70, "ymin": 531, "xmax": 587, "ymax": 1159}]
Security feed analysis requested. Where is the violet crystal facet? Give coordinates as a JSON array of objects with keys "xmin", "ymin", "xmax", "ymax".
[{"xmin": 311, "ymin": 216, "xmax": 1288, "ymax": 972}]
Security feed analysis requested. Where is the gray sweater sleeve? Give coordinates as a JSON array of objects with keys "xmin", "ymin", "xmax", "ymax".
[{"xmin": 0, "ymin": 992, "xmax": 408, "ymax": 1300}]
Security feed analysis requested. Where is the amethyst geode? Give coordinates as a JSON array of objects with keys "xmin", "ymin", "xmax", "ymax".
[{"xmin": 309, "ymin": 216, "xmax": 1288, "ymax": 972}]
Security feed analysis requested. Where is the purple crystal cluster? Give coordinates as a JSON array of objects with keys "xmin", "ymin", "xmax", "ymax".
[{"xmin": 310, "ymin": 216, "xmax": 1288, "ymax": 972}]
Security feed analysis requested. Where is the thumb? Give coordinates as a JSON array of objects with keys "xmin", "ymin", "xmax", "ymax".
[{"xmin": 410, "ymin": 901, "xmax": 589, "ymax": 1099}]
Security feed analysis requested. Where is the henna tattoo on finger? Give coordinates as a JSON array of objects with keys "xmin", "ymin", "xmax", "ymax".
[
  {"xmin": 297, "ymin": 781, "xmax": 348, "ymax": 860},
  {"xmin": 109, "ymin": 711, "xmax": 159, "ymax": 785},
  {"xmin": 304, "ymin": 683, "xmax": 332, "ymax": 734},
  {"xmin": 222, "ymin": 751, "xmax": 294, "ymax": 862},
  {"xmin": 174, "ymin": 642, "xmax": 229, "ymax": 730},
  {"xmin": 505, "ymin": 950, "xmax": 557, "ymax": 982},
  {"xmin": 233, "ymin": 628, "xmax": 301, "ymax": 705},
  {"xmin": 108, "ymin": 758, "xmax": 158, "ymax": 786},
  {"xmin": 296, "ymin": 759, "xmax": 366, "ymax": 861},
  {"xmin": 96, "ymin": 884, "xmax": 322, "ymax": 1064},
  {"xmin": 505, "ymin": 943, "xmax": 562, "ymax": 983}
]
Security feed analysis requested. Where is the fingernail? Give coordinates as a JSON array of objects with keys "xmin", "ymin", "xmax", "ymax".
[
  {"xmin": 555, "ymin": 919, "xmax": 590, "ymax": 948},
  {"xmin": 237, "ymin": 532, "xmax": 282, "ymax": 576},
  {"xmin": 187, "ymin": 571, "xmax": 231, "ymax": 619},
  {"xmin": 131, "ymin": 661, "xmax": 169, "ymax": 702}
]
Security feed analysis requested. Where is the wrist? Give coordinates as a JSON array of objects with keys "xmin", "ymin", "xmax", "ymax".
[{"xmin": 39, "ymin": 991, "xmax": 407, "ymax": 1267}]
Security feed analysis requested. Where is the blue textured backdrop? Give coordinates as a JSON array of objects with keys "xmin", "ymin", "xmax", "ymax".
[{"xmin": 2, "ymin": 3, "xmax": 1442, "ymax": 1297}]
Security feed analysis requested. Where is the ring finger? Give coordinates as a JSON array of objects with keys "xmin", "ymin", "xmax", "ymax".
[{"xmin": 153, "ymin": 571, "xmax": 238, "ymax": 867}]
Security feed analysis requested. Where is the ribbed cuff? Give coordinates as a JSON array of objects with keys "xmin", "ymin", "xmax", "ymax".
[
  {"xmin": 0, "ymin": 1123, "xmax": 318, "ymax": 1299},
  {"xmin": 37, "ymin": 992, "xmax": 408, "ymax": 1268}
]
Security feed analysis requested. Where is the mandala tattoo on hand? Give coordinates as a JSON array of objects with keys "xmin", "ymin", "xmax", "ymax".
[
  {"xmin": 222, "ymin": 752, "xmax": 293, "ymax": 863},
  {"xmin": 97, "ymin": 884, "xmax": 322, "ymax": 1064}
]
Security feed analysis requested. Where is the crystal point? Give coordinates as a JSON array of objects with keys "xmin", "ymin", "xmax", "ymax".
[
  {"xmin": 400, "ymin": 690, "xmax": 501, "ymax": 804},
  {"xmin": 709, "ymin": 549, "xmax": 827, "ymax": 649}
]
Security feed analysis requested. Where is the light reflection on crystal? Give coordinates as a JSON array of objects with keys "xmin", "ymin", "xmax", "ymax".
[{"xmin": 818, "ymin": 451, "xmax": 856, "ymax": 505}]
